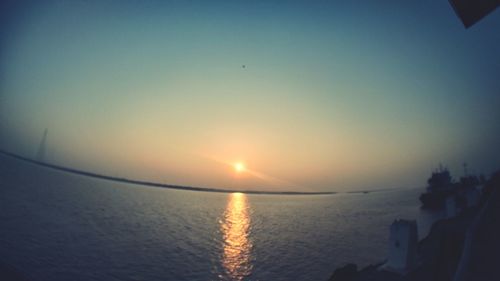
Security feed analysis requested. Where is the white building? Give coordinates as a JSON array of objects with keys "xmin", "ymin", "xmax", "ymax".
[{"xmin": 381, "ymin": 219, "xmax": 418, "ymax": 274}]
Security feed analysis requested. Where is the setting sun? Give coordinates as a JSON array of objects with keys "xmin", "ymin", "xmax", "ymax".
[{"xmin": 234, "ymin": 163, "xmax": 246, "ymax": 173}]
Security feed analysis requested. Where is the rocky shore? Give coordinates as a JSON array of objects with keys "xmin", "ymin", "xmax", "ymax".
[{"xmin": 328, "ymin": 170, "xmax": 500, "ymax": 281}]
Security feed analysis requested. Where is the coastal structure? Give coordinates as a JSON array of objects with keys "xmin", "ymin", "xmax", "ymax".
[
  {"xmin": 381, "ymin": 219, "xmax": 418, "ymax": 274},
  {"xmin": 464, "ymin": 187, "xmax": 480, "ymax": 208},
  {"xmin": 330, "ymin": 171, "xmax": 500, "ymax": 281},
  {"xmin": 446, "ymin": 196, "xmax": 459, "ymax": 218},
  {"xmin": 445, "ymin": 186, "xmax": 480, "ymax": 219}
]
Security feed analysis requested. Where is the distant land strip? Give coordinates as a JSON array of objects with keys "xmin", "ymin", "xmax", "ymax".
[{"xmin": 0, "ymin": 150, "xmax": 336, "ymax": 195}]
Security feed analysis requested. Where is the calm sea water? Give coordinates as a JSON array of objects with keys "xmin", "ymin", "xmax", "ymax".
[{"xmin": 0, "ymin": 156, "xmax": 441, "ymax": 281}]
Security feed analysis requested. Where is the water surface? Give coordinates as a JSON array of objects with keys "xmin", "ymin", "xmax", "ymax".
[{"xmin": 0, "ymin": 156, "xmax": 441, "ymax": 280}]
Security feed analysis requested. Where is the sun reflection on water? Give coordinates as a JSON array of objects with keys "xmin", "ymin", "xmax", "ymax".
[{"xmin": 220, "ymin": 192, "xmax": 253, "ymax": 280}]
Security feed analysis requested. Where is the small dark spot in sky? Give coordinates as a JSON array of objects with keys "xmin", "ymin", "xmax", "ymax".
[{"xmin": 242, "ymin": 65, "xmax": 246, "ymax": 69}]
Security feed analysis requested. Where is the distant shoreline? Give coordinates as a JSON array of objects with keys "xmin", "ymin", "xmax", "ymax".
[{"xmin": 0, "ymin": 150, "xmax": 336, "ymax": 196}]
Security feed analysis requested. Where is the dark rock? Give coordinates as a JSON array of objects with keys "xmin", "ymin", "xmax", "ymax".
[
  {"xmin": 454, "ymin": 171, "xmax": 500, "ymax": 281},
  {"xmin": 329, "ymin": 263, "xmax": 359, "ymax": 281},
  {"xmin": 0, "ymin": 263, "xmax": 29, "ymax": 281}
]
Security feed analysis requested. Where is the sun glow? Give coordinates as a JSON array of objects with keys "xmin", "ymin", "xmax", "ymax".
[{"xmin": 234, "ymin": 162, "xmax": 245, "ymax": 173}]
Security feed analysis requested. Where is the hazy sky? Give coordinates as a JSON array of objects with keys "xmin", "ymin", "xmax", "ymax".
[{"xmin": 1, "ymin": 1, "xmax": 499, "ymax": 192}]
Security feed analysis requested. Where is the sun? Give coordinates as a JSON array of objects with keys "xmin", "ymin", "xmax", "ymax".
[{"xmin": 234, "ymin": 162, "xmax": 246, "ymax": 173}]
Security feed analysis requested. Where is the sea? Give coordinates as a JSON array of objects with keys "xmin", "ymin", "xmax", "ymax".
[{"xmin": 0, "ymin": 155, "xmax": 442, "ymax": 281}]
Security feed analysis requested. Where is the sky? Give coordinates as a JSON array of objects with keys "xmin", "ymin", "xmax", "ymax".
[{"xmin": 1, "ymin": 0, "xmax": 499, "ymax": 192}]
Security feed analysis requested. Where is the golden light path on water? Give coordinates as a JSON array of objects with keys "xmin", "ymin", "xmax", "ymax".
[{"xmin": 220, "ymin": 192, "xmax": 253, "ymax": 280}]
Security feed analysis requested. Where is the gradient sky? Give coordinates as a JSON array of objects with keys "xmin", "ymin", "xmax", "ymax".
[{"xmin": 1, "ymin": 0, "xmax": 499, "ymax": 192}]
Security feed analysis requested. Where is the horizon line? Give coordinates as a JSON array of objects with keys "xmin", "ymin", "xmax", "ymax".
[{"xmin": 0, "ymin": 149, "xmax": 338, "ymax": 195}]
